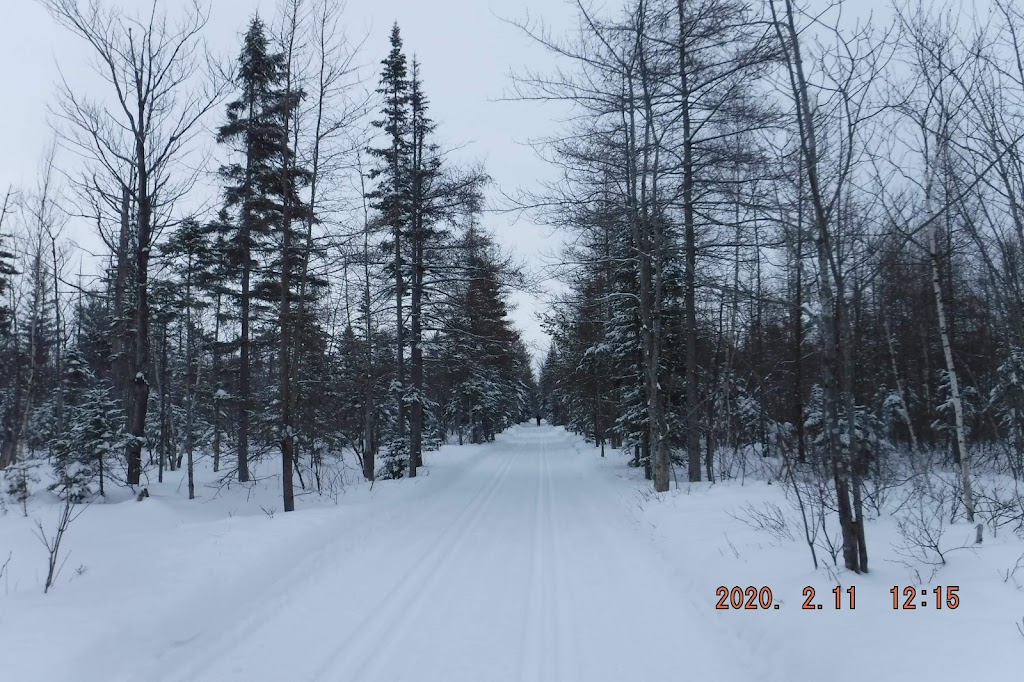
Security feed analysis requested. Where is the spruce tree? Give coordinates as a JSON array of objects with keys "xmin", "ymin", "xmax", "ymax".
[
  {"xmin": 51, "ymin": 350, "xmax": 119, "ymax": 501},
  {"xmin": 159, "ymin": 218, "xmax": 210, "ymax": 498},
  {"xmin": 406, "ymin": 60, "xmax": 446, "ymax": 475},
  {"xmin": 198, "ymin": 210, "xmax": 235, "ymax": 474},
  {"xmin": 367, "ymin": 23, "xmax": 412, "ymax": 477},
  {"xmin": 217, "ymin": 16, "xmax": 309, "ymax": 498},
  {"xmin": 438, "ymin": 228, "xmax": 528, "ymax": 443}
]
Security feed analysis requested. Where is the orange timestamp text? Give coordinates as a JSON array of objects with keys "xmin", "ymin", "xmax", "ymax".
[{"xmin": 714, "ymin": 585, "xmax": 960, "ymax": 610}]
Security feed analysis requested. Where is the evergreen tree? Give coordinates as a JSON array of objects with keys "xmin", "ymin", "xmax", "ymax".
[
  {"xmin": 159, "ymin": 218, "xmax": 212, "ymax": 497},
  {"xmin": 437, "ymin": 228, "xmax": 530, "ymax": 443},
  {"xmin": 197, "ymin": 210, "xmax": 236, "ymax": 475},
  {"xmin": 367, "ymin": 23, "xmax": 412, "ymax": 477},
  {"xmin": 217, "ymin": 16, "xmax": 310, "ymax": 499},
  {"xmin": 407, "ymin": 60, "xmax": 442, "ymax": 476},
  {"xmin": 367, "ymin": 32, "xmax": 489, "ymax": 475},
  {"xmin": 51, "ymin": 350, "xmax": 120, "ymax": 502}
]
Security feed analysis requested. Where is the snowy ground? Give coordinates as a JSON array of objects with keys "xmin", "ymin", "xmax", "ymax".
[{"xmin": 1, "ymin": 424, "xmax": 1021, "ymax": 681}]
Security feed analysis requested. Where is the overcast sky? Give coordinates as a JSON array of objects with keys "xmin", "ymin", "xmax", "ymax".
[{"xmin": 0, "ymin": 0, "xmax": 580, "ymax": 361}]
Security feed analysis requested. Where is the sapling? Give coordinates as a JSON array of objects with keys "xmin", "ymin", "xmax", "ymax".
[{"xmin": 33, "ymin": 485, "xmax": 87, "ymax": 594}]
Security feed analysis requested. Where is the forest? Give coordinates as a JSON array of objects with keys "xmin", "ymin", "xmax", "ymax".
[
  {"xmin": 531, "ymin": 0, "xmax": 1024, "ymax": 575},
  {"xmin": 0, "ymin": 0, "xmax": 537, "ymax": 527},
  {"xmin": 2, "ymin": 1, "xmax": 1024, "ymax": 675}
]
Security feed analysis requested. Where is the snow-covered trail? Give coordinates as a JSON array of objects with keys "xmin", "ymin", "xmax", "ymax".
[{"xmin": 91, "ymin": 424, "xmax": 763, "ymax": 682}]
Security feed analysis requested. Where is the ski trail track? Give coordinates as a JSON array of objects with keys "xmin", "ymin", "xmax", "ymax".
[{"xmin": 86, "ymin": 425, "xmax": 771, "ymax": 682}]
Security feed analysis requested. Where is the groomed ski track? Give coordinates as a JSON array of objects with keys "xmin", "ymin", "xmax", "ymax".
[{"xmin": 78, "ymin": 425, "xmax": 766, "ymax": 682}]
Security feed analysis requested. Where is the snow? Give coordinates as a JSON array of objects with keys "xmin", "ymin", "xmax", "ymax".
[
  {"xmin": 639, "ymin": 477, "xmax": 1024, "ymax": 681},
  {"xmin": 1, "ymin": 425, "xmax": 1022, "ymax": 681}
]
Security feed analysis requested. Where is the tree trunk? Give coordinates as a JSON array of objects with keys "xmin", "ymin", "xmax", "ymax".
[
  {"xmin": 630, "ymin": 30, "xmax": 671, "ymax": 493},
  {"xmin": 212, "ymin": 292, "xmax": 222, "ymax": 474},
  {"xmin": 279, "ymin": 9, "xmax": 299, "ymax": 513},
  {"xmin": 773, "ymin": 0, "xmax": 863, "ymax": 571},
  {"xmin": 408, "ymin": 84, "xmax": 425, "ymax": 477},
  {"xmin": 678, "ymin": 0, "xmax": 702, "ymax": 484},
  {"xmin": 126, "ymin": 131, "xmax": 152, "ymax": 488},
  {"xmin": 884, "ymin": 319, "xmax": 920, "ymax": 457},
  {"xmin": 363, "ymin": 285, "xmax": 376, "ymax": 481},
  {"xmin": 237, "ymin": 93, "xmax": 257, "ymax": 485},
  {"xmin": 238, "ymin": 231, "xmax": 251, "ymax": 484},
  {"xmin": 358, "ymin": 154, "xmax": 376, "ymax": 482},
  {"xmin": 51, "ymin": 233, "xmax": 64, "ymax": 444},
  {"xmin": 158, "ymin": 322, "xmax": 169, "ymax": 483},
  {"xmin": 928, "ymin": 217, "xmax": 974, "ymax": 521},
  {"xmin": 280, "ymin": 230, "xmax": 295, "ymax": 513},
  {"xmin": 793, "ymin": 194, "xmax": 806, "ymax": 463},
  {"xmin": 185, "ymin": 255, "xmax": 196, "ymax": 500},
  {"xmin": 409, "ymin": 248, "xmax": 424, "ymax": 476}
]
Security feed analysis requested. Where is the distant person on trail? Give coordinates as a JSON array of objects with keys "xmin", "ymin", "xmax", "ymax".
[{"xmin": 536, "ymin": 414, "xmax": 541, "ymax": 426}]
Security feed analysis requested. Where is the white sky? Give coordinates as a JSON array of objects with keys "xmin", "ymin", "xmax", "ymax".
[{"xmin": 0, "ymin": 0, "xmax": 579, "ymax": 361}]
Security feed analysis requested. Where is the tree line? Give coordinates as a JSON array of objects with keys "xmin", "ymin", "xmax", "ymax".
[
  {"xmin": 0, "ymin": 0, "xmax": 536, "ymax": 513},
  {"xmin": 530, "ymin": 0, "xmax": 1024, "ymax": 573}
]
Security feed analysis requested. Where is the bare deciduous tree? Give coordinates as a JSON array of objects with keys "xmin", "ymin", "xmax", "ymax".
[{"xmin": 43, "ymin": 0, "xmax": 223, "ymax": 486}]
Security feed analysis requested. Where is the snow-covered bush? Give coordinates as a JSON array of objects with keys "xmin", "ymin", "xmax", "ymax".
[
  {"xmin": 379, "ymin": 439, "xmax": 408, "ymax": 480},
  {"xmin": 4, "ymin": 458, "xmax": 41, "ymax": 515}
]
